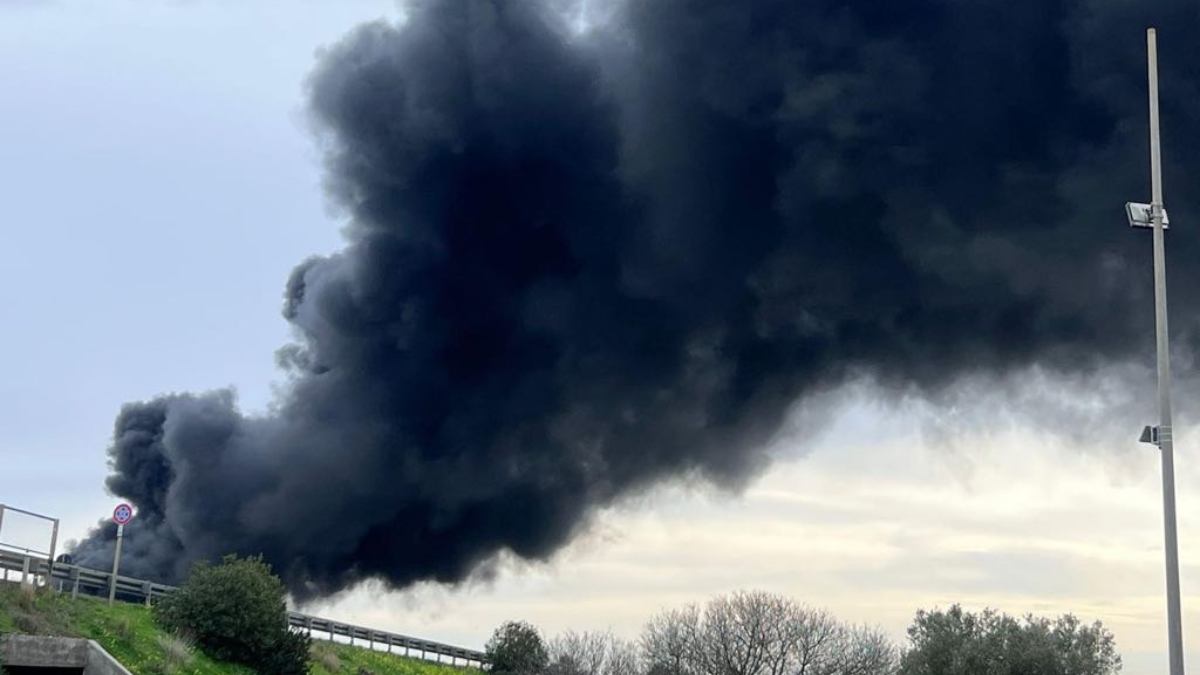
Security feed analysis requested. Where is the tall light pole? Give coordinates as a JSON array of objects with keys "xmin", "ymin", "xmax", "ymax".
[{"xmin": 1129, "ymin": 27, "xmax": 1185, "ymax": 675}]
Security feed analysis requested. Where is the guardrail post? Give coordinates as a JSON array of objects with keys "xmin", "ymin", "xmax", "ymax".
[
  {"xmin": 386, "ymin": 635, "xmax": 392, "ymax": 654},
  {"xmin": 369, "ymin": 631, "xmax": 374, "ymax": 650},
  {"xmin": 71, "ymin": 568, "xmax": 80, "ymax": 599},
  {"xmin": 46, "ymin": 519, "xmax": 59, "ymax": 593},
  {"xmin": 20, "ymin": 555, "xmax": 30, "ymax": 586},
  {"xmin": 143, "ymin": 581, "xmax": 153, "ymax": 606}
]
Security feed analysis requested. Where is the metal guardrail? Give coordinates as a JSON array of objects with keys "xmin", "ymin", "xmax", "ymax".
[
  {"xmin": 0, "ymin": 549, "xmax": 487, "ymax": 668},
  {"xmin": 0, "ymin": 549, "xmax": 173, "ymax": 605},
  {"xmin": 289, "ymin": 611, "xmax": 486, "ymax": 666}
]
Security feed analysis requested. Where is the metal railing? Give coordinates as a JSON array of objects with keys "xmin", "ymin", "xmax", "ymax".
[
  {"xmin": 0, "ymin": 503, "xmax": 60, "ymax": 581},
  {"xmin": 7, "ymin": 550, "xmax": 176, "ymax": 606},
  {"xmin": 0, "ymin": 549, "xmax": 487, "ymax": 668},
  {"xmin": 289, "ymin": 610, "xmax": 487, "ymax": 666}
]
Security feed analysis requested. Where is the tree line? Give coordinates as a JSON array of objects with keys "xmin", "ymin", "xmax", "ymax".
[
  {"xmin": 140, "ymin": 556, "xmax": 1122, "ymax": 675},
  {"xmin": 485, "ymin": 590, "xmax": 1122, "ymax": 675}
]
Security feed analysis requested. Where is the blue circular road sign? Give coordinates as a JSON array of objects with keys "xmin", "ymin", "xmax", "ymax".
[{"xmin": 113, "ymin": 503, "xmax": 133, "ymax": 525}]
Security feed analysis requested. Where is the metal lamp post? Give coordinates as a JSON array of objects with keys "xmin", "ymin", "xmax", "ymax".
[{"xmin": 1129, "ymin": 27, "xmax": 1185, "ymax": 675}]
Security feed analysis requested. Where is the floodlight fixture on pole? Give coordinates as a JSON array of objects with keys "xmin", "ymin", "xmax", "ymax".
[
  {"xmin": 1128, "ymin": 27, "xmax": 1185, "ymax": 675},
  {"xmin": 1127, "ymin": 202, "xmax": 1170, "ymax": 229}
]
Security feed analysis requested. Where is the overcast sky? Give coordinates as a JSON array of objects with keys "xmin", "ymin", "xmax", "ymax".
[{"xmin": 1, "ymin": 3, "xmax": 1198, "ymax": 674}]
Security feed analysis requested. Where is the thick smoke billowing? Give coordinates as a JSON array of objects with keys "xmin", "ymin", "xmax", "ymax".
[{"xmin": 74, "ymin": 0, "xmax": 1200, "ymax": 596}]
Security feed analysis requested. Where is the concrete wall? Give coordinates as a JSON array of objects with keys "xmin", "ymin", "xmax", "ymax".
[
  {"xmin": 1, "ymin": 635, "xmax": 88, "ymax": 668},
  {"xmin": 82, "ymin": 641, "xmax": 132, "ymax": 675},
  {"xmin": 0, "ymin": 635, "xmax": 131, "ymax": 675}
]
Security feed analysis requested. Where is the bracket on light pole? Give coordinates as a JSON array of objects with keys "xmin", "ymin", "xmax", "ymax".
[{"xmin": 1140, "ymin": 425, "xmax": 1162, "ymax": 447}]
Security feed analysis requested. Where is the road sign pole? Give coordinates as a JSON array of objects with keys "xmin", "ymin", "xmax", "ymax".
[{"xmin": 108, "ymin": 523, "xmax": 124, "ymax": 605}]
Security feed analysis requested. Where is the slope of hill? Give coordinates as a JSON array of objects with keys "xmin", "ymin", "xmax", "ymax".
[{"xmin": 0, "ymin": 584, "xmax": 474, "ymax": 675}]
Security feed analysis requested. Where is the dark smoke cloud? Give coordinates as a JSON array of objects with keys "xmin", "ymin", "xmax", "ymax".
[{"xmin": 74, "ymin": 0, "xmax": 1200, "ymax": 596}]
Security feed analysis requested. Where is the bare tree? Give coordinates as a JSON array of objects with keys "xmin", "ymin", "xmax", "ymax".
[
  {"xmin": 695, "ymin": 593, "xmax": 766, "ymax": 675},
  {"xmin": 641, "ymin": 592, "xmax": 899, "ymax": 675},
  {"xmin": 831, "ymin": 625, "xmax": 898, "ymax": 675},
  {"xmin": 692, "ymin": 591, "xmax": 801, "ymax": 675},
  {"xmin": 549, "ymin": 629, "xmax": 644, "ymax": 675},
  {"xmin": 642, "ymin": 606, "xmax": 701, "ymax": 675},
  {"xmin": 789, "ymin": 608, "xmax": 842, "ymax": 675},
  {"xmin": 794, "ymin": 621, "xmax": 897, "ymax": 675},
  {"xmin": 550, "ymin": 631, "xmax": 609, "ymax": 675},
  {"xmin": 606, "ymin": 635, "xmax": 643, "ymax": 675},
  {"xmin": 752, "ymin": 593, "xmax": 807, "ymax": 675}
]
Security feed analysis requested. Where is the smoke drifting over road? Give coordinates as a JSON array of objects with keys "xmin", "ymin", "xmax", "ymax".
[{"xmin": 74, "ymin": 0, "xmax": 1200, "ymax": 596}]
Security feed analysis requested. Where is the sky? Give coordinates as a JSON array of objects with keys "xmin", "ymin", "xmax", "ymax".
[{"xmin": 0, "ymin": 2, "xmax": 1198, "ymax": 674}]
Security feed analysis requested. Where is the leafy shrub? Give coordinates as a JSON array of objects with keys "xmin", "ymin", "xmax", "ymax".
[
  {"xmin": 487, "ymin": 620, "xmax": 550, "ymax": 674},
  {"xmin": 154, "ymin": 554, "xmax": 310, "ymax": 675},
  {"xmin": 259, "ymin": 629, "xmax": 312, "ymax": 675},
  {"xmin": 899, "ymin": 605, "xmax": 1121, "ymax": 675}
]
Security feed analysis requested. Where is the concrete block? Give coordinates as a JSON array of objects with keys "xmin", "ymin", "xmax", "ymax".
[
  {"xmin": 1, "ymin": 634, "xmax": 89, "ymax": 668},
  {"xmin": 0, "ymin": 635, "xmax": 133, "ymax": 675}
]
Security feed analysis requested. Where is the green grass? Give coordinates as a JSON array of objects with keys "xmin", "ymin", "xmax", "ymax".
[
  {"xmin": 309, "ymin": 641, "xmax": 473, "ymax": 675},
  {"xmin": 0, "ymin": 584, "xmax": 476, "ymax": 675}
]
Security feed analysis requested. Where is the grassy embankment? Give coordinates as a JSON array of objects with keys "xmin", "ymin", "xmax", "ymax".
[{"xmin": 0, "ymin": 583, "xmax": 474, "ymax": 675}]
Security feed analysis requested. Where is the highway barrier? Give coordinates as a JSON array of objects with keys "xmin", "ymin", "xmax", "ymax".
[{"xmin": 0, "ymin": 548, "xmax": 487, "ymax": 668}]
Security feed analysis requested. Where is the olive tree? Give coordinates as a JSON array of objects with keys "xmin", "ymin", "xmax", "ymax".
[{"xmin": 898, "ymin": 606, "xmax": 1120, "ymax": 675}]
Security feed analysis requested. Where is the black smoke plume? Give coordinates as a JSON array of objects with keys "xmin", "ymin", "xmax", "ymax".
[{"xmin": 74, "ymin": 0, "xmax": 1200, "ymax": 596}]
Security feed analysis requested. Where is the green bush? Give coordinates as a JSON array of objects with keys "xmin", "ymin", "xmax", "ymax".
[
  {"xmin": 899, "ymin": 605, "xmax": 1121, "ymax": 675},
  {"xmin": 486, "ymin": 621, "xmax": 549, "ymax": 675},
  {"xmin": 154, "ymin": 554, "xmax": 310, "ymax": 675}
]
